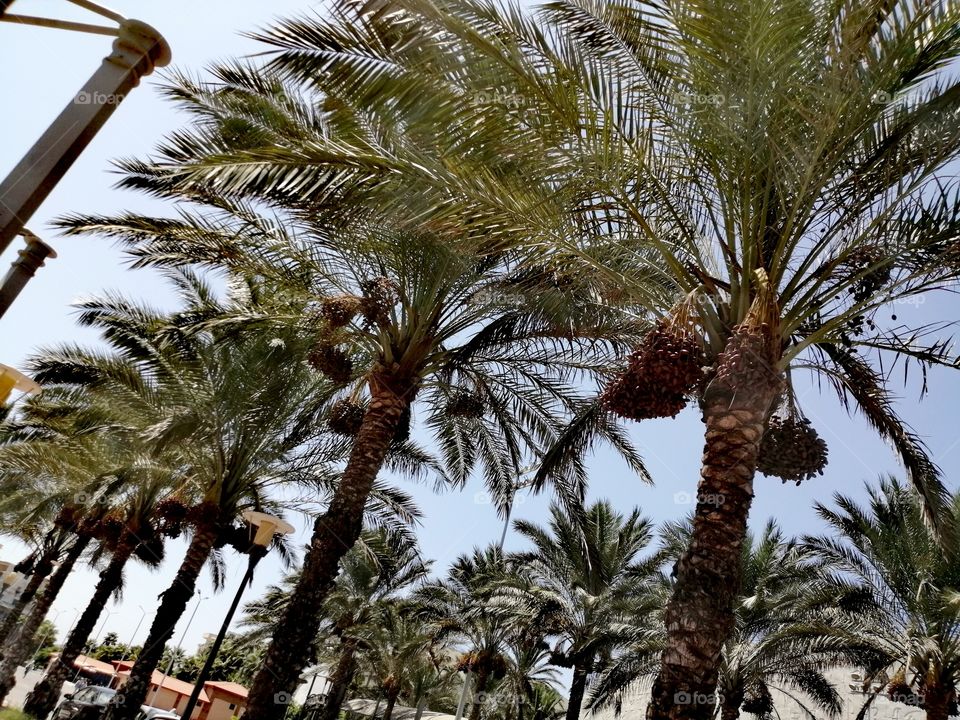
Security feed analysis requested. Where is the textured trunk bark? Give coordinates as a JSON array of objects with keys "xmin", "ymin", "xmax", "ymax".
[
  {"xmin": 319, "ymin": 638, "xmax": 359, "ymax": 720},
  {"xmin": 719, "ymin": 691, "xmax": 742, "ymax": 720},
  {"xmin": 468, "ymin": 667, "xmax": 492, "ymax": 720},
  {"xmin": 382, "ymin": 690, "xmax": 400, "ymax": 720},
  {"xmin": 924, "ymin": 683, "xmax": 952, "ymax": 720},
  {"xmin": 103, "ymin": 522, "xmax": 219, "ymax": 720},
  {"xmin": 565, "ymin": 663, "xmax": 589, "ymax": 720},
  {"xmin": 647, "ymin": 331, "xmax": 781, "ymax": 720},
  {"xmin": 244, "ymin": 377, "xmax": 413, "ymax": 720},
  {"xmin": 24, "ymin": 541, "xmax": 134, "ymax": 718},
  {"xmin": 0, "ymin": 534, "xmax": 90, "ymax": 704},
  {"xmin": 0, "ymin": 548, "xmax": 57, "ymax": 649}
]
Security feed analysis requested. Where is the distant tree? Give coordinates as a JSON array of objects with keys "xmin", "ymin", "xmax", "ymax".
[{"xmin": 30, "ymin": 620, "xmax": 59, "ymax": 670}]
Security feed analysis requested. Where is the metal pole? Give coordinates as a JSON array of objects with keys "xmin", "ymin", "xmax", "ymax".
[
  {"xmin": 119, "ymin": 605, "xmax": 146, "ymax": 664},
  {"xmin": 0, "ymin": 18, "xmax": 170, "ymax": 254},
  {"xmin": 180, "ymin": 549, "xmax": 264, "ymax": 720}
]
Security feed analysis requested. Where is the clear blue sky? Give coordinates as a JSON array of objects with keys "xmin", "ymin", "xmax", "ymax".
[{"xmin": 1, "ymin": 0, "xmax": 958, "ymax": 671}]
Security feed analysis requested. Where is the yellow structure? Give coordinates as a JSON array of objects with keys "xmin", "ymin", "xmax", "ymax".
[{"xmin": 0, "ymin": 364, "xmax": 39, "ymax": 403}]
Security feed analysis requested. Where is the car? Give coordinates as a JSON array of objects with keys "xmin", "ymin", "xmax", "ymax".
[
  {"xmin": 52, "ymin": 685, "xmax": 119, "ymax": 719},
  {"xmin": 136, "ymin": 707, "xmax": 181, "ymax": 720}
]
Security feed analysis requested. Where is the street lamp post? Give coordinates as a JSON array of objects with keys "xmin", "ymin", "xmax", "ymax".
[
  {"xmin": 0, "ymin": 230, "xmax": 56, "ymax": 320},
  {"xmin": 454, "ymin": 467, "xmax": 536, "ymax": 720},
  {"xmin": 0, "ymin": 3, "xmax": 171, "ymax": 254},
  {"xmin": 91, "ymin": 608, "xmax": 118, "ymax": 646},
  {"xmin": 118, "ymin": 605, "xmax": 146, "ymax": 664},
  {"xmin": 179, "ymin": 512, "xmax": 294, "ymax": 720}
]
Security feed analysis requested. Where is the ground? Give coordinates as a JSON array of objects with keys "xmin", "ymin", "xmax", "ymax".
[{"xmin": 2, "ymin": 668, "xmax": 74, "ymax": 717}]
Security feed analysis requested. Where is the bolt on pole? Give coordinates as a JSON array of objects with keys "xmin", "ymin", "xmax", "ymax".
[{"xmin": 0, "ymin": 17, "xmax": 171, "ymax": 255}]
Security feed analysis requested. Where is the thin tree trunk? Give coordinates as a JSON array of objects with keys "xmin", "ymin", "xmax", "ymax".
[
  {"xmin": 24, "ymin": 540, "xmax": 134, "ymax": 718},
  {"xmin": 565, "ymin": 662, "xmax": 589, "ymax": 720},
  {"xmin": 382, "ymin": 690, "xmax": 400, "ymax": 720},
  {"xmin": 244, "ymin": 376, "xmax": 414, "ymax": 720},
  {"xmin": 719, "ymin": 689, "xmax": 742, "ymax": 720},
  {"xmin": 468, "ymin": 667, "xmax": 492, "ymax": 720},
  {"xmin": 0, "ymin": 534, "xmax": 90, "ymax": 704},
  {"xmin": 647, "ymin": 331, "xmax": 782, "ymax": 720},
  {"xmin": 924, "ymin": 683, "xmax": 952, "ymax": 720},
  {"xmin": 0, "ymin": 548, "xmax": 57, "ymax": 650},
  {"xmin": 319, "ymin": 638, "xmax": 359, "ymax": 720},
  {"xmin": 103, "ymin": 521, "xmax": 219, "ymax": 720}
]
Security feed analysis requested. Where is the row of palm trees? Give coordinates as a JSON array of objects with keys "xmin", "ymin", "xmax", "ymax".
[
  {"xmin": 2, "ymin": 0, "xmax": 960, "ymax": 717},
  {"xmin": 237, "ymin": 482, "xmax": 960, "ymax": 720}
]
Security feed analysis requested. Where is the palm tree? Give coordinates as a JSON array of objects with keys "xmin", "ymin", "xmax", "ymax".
[
  {"xmin": 417, "ymin": 547, "xmax": 517, "ymax": 720},
  {"xmin": 23, "ymin": 275, "xmax": 346, "ymax": 720},
  {"xmin": 356, "ymin": 603, "xmax": 442, "ymax": 720},
  {"xmin": 803, "ymin": 477, "xmax": 960, "ymax": 720},
  {"xmin": 418, "ymin": 3, "xmax": 960, "ymax": 716},
  {"xmin": 502, "ymin": 501, "xmax": 659, "ymax": 720},
  {"xmin": 22, "ymin": 472, "xmax": 181, "ymax": 718},
  {"xmin": 590, "ymin": 519, "xmax": 861, "ymax": 720},
  {"xmin": 485, "ymin": 636, "xmax": 561, "ymax": 720},
  {"xmin": 239, "ymin": 528, "xmax": 430, "ymax": 720},
  {"xmin": 73, "ymin": 2, "xmax": 960, "ymax": 715},
  {"xmin": 58, "ymin": 55, "xmax": 645, "ymax": 719}
]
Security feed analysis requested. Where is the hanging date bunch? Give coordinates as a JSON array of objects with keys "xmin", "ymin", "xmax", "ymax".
[
  {"xmin": 328, "ymin": 399, "xmax": 366, "ymax": 436},
  {"xmin": 307, "ymin": 342, "xmax": 354, "ymax": 383},
  {"xmin": 757, "ymin": 414, "xmax": 828, "ymax": 484},
  {"xmin": 359, "ymin": 276, "xmax": 398, "ymax": 328},
  {"xmin": 841, "ymin": 245, "xmax": 892, "ymax": 304},
  {"xmin": 601, "ymin": 299, "xmax": 706, "ymax": 421},
  {"xmin": 742, "ymin": 681, "xmax": 774, "ymax": 717},
  {"xmin": 319, "ymin": 294, "xmax": 363, "ymax": 329},
  {"xmin": 445, "ymin": 388, "xmax": 485, "ymax": 419}
]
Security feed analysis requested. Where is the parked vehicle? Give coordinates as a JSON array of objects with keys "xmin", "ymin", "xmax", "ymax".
[
  {"xmin": 52, "ymin": 685, "xmax": 118, "ymax": 719},
  {"xmin": 135, "ymin": 708, "xmax": 181, "ymax": 720}
]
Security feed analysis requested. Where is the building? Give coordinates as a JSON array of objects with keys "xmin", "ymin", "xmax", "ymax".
[
  {"xmin": 202, "ymin": 681, "xmax": 248, "ymax": 720},
  {"xmin": 589, "ymin": 668, "xmax": 926, "ymax": 720},
  {"xmin": 110, "ymin": 660, "xmax": 247, "ymax": 720},
  {"xmin": 0, "ymin": 557, "xmax": 28, "ymax": 620}
]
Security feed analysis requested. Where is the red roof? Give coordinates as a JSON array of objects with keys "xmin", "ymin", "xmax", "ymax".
[
  {"xmin": 67, "ymin": 654, "xmax": 116, "ymax": 676},
  {"xmin": 115, "ymin": 668, "xmax": 210, "ymax": 704},
  {"xmin": 203, "ymin": 681, "xmax": 248, "ymax": 699}
]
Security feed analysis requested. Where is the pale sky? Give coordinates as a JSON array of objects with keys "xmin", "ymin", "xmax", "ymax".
[{"xmin": 1, "ymin": 0, "xmax": 958, "ymax": 672}]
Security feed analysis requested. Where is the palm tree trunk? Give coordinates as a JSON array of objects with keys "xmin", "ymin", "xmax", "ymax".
[
  {"xmin": 319, "ymin": 638, "xmax": 359, "ymax": 720},
  {"xmin": 719, "ymin": 689, "xmax": 742, "ymax": 720},
  {"xmin": 924, "ymin": 684, "xmax": 952, "ymax": 720},
  {"xmin": 565, "ymin": 663, "xmax": 589, "ymax": 720},
  {"xmin": 103, "ymin": 521, "xmax": 220, "ymax": 720},
  {"xmin": 244, "ymin": 377, "xmax": 414, "ymax": 720},
  {"xmin": 0, "ymin": 534, "xmax": 90, "ymax": 704},
  {"xmin": 0, "ymin": 548, "xmax": 57, "ymax": 649},
  {"xmin": 382, "ymin": 689, "xmax": 400, "ymax": 720},
  {"xmin": 648, "ymin": 334, "xmax": 782, "ymax": 720},
  {"xmin": 24, "ymin": 540, "xmax": 135, "ymax": 718},
  {"xmin": 468, "ymin": 667, "xmax": 492, "ymax": 720}
]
